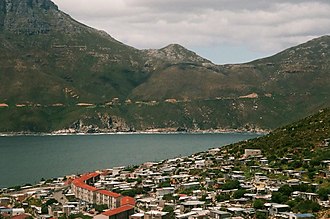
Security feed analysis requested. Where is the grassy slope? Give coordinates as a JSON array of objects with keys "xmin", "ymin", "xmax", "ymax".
[{"xmin": 227, "ymin": 108, "xmax": 330, "ymax": 161}]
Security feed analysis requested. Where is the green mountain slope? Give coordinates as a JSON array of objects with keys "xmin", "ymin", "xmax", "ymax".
[
  {"xmin": 0, "ymin": 0, "xmax": 148, "ymax": 104},
  {"xmin": 228, "ymin": 108, "xmax": 330, "ymax": 159},
  {"xmin": 0, "ymin": 0, "xmax": 329, "ymax": 133}
]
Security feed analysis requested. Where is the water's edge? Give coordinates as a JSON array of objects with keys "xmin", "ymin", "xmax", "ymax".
[{"xmin": 0, "ymin": 129, "xmax": 269, "ymax": 137}]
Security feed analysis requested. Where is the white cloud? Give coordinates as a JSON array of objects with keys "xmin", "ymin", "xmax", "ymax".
[{"xmin": 52, "ymin": 0, "xmax": 330, "ymax": 63}]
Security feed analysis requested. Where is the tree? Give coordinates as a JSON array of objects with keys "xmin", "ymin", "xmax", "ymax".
[
  {"xmin": 121, "ymin": 189, "xmax": 138, "ymax": 197},
  {"xmin": 41, "ymin": 198, "xmax": 58, "ymax": 214},
  {"xmin": 233, "ymin": 189, "xmax": 246, "ymax": 199},
  {"xmin": 159, "ymin": 180, "xmax": 171, "ymax": 188},
  {"xmin": 292, "ymin": 184, "xmax": 316, "ymax": 193},
  {"xmin": 216, "ymin": 194, "xmax": 230, "ymax": 202},
  {"xmin": 163, "ymin": 194, "xmax": 178, "ymax": 202},
  {"xmin": 41, "ymin": 205, "xmax": 49, "ymax": 214},
  {"xmin": 256, "ymin": 211, "xmax": 267, "ymax": 219},
  {"xmin": 253, "ymin": 199, "xmax": 264, "ymax": 209},
  {"xmin": 163, "ymin": 206, "xmax": 174, "ymax": 212},
  {"xmin": 136, "ymin": 178, "xmax": 142, "ymax": 184},
  {"xmin": 287, "ymin": 199, "xmax": 299, "ymax": 209},
  {"xmin": 271, "ymin": 192, "xmax": 289, "ymax": 204},
  {"xmin": 317, "ymin": 187, "xmax": 330, "ymax": 201},
  {"xmin": 93, "ymin": 204, "xmax": 108, "ymax": 213},
  {"xmin": 293, "ymin": 200, "xmax": 320, "ymax": 213},
  {"xmin": 278, "ymin": 184, "xmax": 293, "ymax": 196},
  {"xmin": 45, "ymin": 199, "xmax": 58, "ymax": 206},
  {"xmin": 221, "ymin": 180, "xmax": 240, "ymax": 190},
  {"xmin": 163, "ymin": 206, "xmax": 175, "ymax": 219}
]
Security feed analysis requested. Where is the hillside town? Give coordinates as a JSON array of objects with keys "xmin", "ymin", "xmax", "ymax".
[{"xmin": 1, "ymin": 145, "xmax": 330, "ymax": 219}]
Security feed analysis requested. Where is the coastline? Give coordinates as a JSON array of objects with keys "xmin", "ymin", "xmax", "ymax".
[{"xmin": 0, "ymin": 128, "xmax": 269, "ymax": 137}]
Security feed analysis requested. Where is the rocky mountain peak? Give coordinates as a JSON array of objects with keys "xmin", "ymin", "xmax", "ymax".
[
  {"xmin": 162, "ymin": 43, "xmax": 186, "ymax": 51},
  {"xmin": 144, "ymin": 43, "xmax": 213, "ymax": 66},
  {"xmin": 0, "ymin": 0, "xmax": 58, "ymax": 34},
  {"xmin": 160, "ymin": 43, "xmax": 197, "ymax": 56},
  {"xmin": 2, "ymin": 0, "xmax": 58, "ymax": 12}
]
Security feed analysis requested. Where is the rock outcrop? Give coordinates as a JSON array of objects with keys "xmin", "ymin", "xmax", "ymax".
[{"xmin": 0, "ymin": 0, "xmax": 58, "ymax": 34}]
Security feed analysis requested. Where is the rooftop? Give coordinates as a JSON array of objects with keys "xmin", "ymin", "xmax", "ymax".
[{"xmin": 102, "ymin": 205, "xmax": 134, "ymax": 217}]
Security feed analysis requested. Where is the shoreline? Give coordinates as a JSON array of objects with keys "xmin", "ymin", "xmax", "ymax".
[{"xmin": 0, "ymin": 128, "xmax": 269, "ymax": 137}]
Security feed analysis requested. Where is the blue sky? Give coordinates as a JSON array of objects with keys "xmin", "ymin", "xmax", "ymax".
[{"xmin": 53, "ymin": 0, "xmax": 330, "ymax": 64}]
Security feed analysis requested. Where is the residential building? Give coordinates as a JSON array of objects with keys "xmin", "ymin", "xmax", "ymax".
[
  {"xmin": 94, "ymin": 205, "xmax": 135, "ymax": 219},
  {"xmin": 244, "ymin": 149, "xmax": 262, "ymax": 158}
]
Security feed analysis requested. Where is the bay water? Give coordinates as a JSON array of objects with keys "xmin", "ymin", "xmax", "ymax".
[{"xmin": 0, "ymin": 133, "xmax": 261, "ymax": 188}]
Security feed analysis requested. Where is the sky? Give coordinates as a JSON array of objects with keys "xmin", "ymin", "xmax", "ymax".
[{"xmin": 52, "ymin": 0, "xmax": 330, "ymax": 64}]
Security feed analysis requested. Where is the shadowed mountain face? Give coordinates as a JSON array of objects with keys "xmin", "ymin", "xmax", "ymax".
[{"xmin": 0, "ymin": 0, "xmax": 329, "ymax": 132}]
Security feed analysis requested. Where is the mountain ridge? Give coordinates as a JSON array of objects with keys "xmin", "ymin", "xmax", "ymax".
[{"xmin": 0, "ymin": 0, "xmax": 329, "ymax": 132}]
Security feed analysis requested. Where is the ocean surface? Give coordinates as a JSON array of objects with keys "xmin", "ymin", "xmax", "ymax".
[{"xmin": 0, "ymin": 133, "xmax": 261, "ymax": 188}]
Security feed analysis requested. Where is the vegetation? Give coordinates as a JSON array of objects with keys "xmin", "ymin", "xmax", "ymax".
[
  {"xmin": 290, "ymin": 199, "xmax": 321, "ymax": 213},
  {"xmin": 233, "ymin": 189, "xmax": 246, "ymax": 199},
  {"xmin": 221, "ymin": 180, "xmax": 240, "ymax": 190},
  {"xmin": 163, "ymin": 205, "xmax": 175, "ymax": 219},
  {"xmin": 255, "ymin": 211, "xmax": 268, "ymax": 219},
  {"xmin": 317, "ymin": 184, "xmax": 330, "ymax": 201},
  {"xmin": 228, "ymin": 108, "xmax": 330, "ymax": 178},
  {"xmin": 158, "ymin": 180, "xmax": 171, "ymax": 188},
  {"xmin": 41, "ymin": 199, "xmax": 58, "ymax": 214},
  {"xmin": 119, "ymin": 189, "xmax": 139, "ymax": 198},
  {"xmin": 162, "ymin": 194, "xmax": 178, "ymax": 202},
  {"xmin": 216, "ymin": 194, "xmax": 230, "ymax": 202},
  {"xmin": 271, "ymin": 192, "xmax": 289, "ymax": 204},
  {"xmin": 253, "ymin": 199, "xmax": 265, "ymax": 209},
  {"xmin": 178, "ymin": 186, "xmax": 201, "ymax": 196}
]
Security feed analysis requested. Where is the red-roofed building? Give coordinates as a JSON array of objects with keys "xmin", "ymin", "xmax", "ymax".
[
  {"xmin": 71, "ymin": 172, "xmax": 135, "ymax": 209},
  {"xmin": 11, "ymin": 213, "xmax": 31, "ymax": 219},
  {"xmin": 79, "ymin": 172, "xmax": 101, "ymax": 185},
  {"xmin": 120, "ymin": 197, "xmax": 135, "ymax": 207},
  {"xmin": 96, "ymin": 190, "xmax": 122, "ymax": 209},
  {"xmin": 93, "ymin": 205, "xmax": 134, "ymax": 219},
  {"xmin": 71, "ymin": 172, "xmax": 136, "ymax": 218},
  {"xmin": 71, "ymin": 173, "xmax": 100, "ymax": 204}
]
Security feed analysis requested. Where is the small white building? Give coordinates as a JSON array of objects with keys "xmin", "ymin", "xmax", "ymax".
[
  {"xmin": 156, "ymin": 187, "xmax": 175, "ymax": 197},
  {"xmin": 265, "ymin": 203, "xmax": 290, "ymax": 215},
  {"xmin": 244, "ymin": 149, "xmax": 262, "ymax": 158},
  {"xmin": 144, "ymin": 210, "xmax": 168, "ymax": 219}
]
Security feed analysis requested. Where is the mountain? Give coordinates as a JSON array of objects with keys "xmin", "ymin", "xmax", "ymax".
[
  {"xmin": 0, "ymin": 0, "xmax": 329, "ymax": 133},
  {"xmin": 228, "ymin": 108, "xmax": 330, "ymax": 159},
  {"xmin": 0, "ymin": 0, "xmax": 148, "ymax": 105}
]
